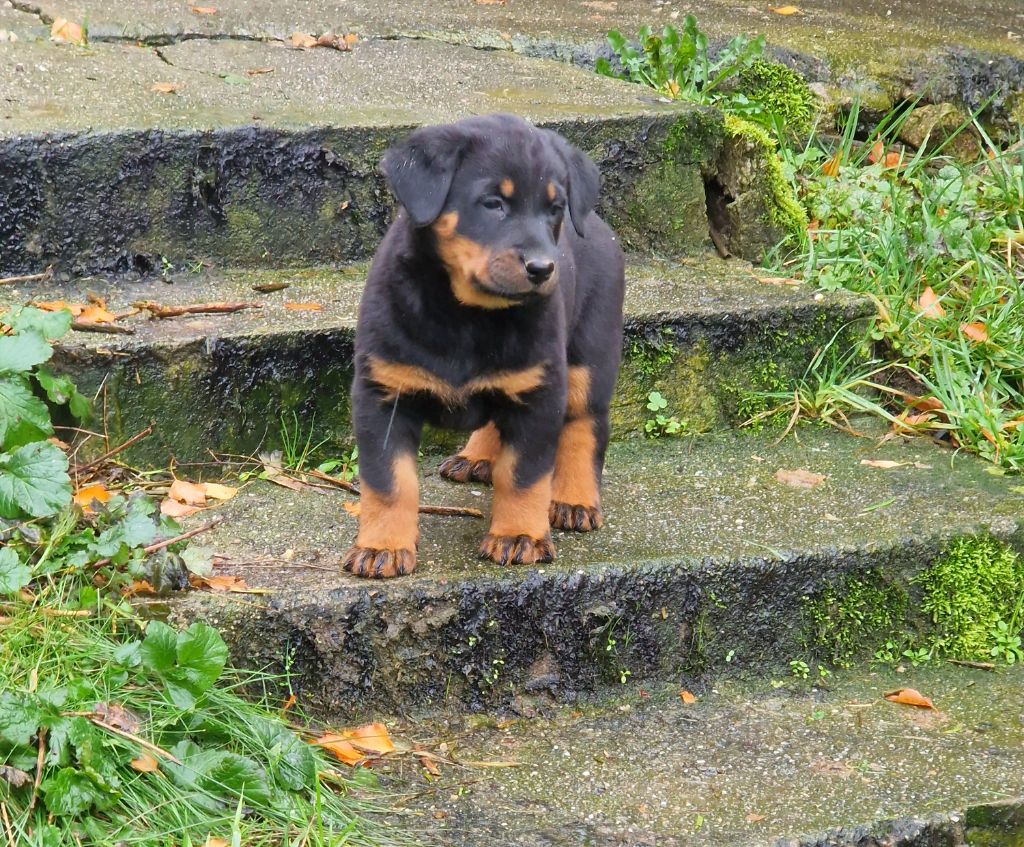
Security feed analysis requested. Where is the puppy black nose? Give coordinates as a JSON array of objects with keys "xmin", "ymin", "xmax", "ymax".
[{"xmin": 525, "ymin": 258, "xmax": 555, "ymax": 284}]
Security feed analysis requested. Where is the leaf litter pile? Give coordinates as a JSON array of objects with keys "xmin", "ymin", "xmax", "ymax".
[{"xmin": 0, "ymin": 305, "xmax": 436, "ymax": 845}]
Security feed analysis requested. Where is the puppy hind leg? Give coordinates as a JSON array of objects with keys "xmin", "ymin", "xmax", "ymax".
[{"xmin": 439, "ymin": 421, "xmax": 500, "ymax": 484}]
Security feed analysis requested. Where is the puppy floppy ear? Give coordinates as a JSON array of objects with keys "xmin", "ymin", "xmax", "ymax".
[
  {"xmin": 380, "ymin": 126, "xmax": 469, "ymax": 227},
  {"xmin": 544, "ymin": 131, "xmax": 601, "ymax": 236}
]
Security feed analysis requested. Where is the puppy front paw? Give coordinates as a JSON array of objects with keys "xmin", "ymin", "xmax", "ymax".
[
  {"xmin": 478, "ymin": 533, "xmax": 555, "ymax": 566},
  {"xmin": 342, "ymin": 546, "xmax": 417, "ymax": 579},
  {"xmin": 549, "ymin": 501, "xmax": 603, "ymax": 532},
  {"xmin": 439, "ymin": 454, "xmax": 493, "ymax": 484}
]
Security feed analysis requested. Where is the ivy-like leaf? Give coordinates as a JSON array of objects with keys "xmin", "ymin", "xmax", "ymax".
[
  {"xmin": 175, "ymin": 623, "xmax": 228, "ymax": 694},
  {"xmin": 0, "ymin": 375, "xmax": 52, "ymax": 449},
  {"xmin": 0, "ymin": 440, "xmax": 71, "ymax": 518},
  {"xmin": 140, "ymin": 621, "xmax": 178, "ymax": 677},
  {"xmin": 0, "ymin": 546, "xmax": 31, "ymax": 595},
  {"xmin": 0, "ymin": 331, "xmax": 53, "ymax": 373},
  {"xmin": 41, "ymin": 767, "xmax": 115, "ymax": 816},
  {"xmin": 2, "ymin": 306, "xmax": 72, "ymax": 340},
  {"xmin": 35, "ymin": 367, "xmax": 91, "ymax": 421},
  {"xmin": 0, "ymin": 692, "xmax": 41, "ymax": 748}
]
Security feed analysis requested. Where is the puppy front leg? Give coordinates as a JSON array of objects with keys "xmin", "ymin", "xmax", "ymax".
[
  {"xmin": 342, "ymin": 381, "xmax": 423, "ymax": 579},
  {"xmin": 479, "ymin": 395, "xmax": 563, "ymax": 566}
]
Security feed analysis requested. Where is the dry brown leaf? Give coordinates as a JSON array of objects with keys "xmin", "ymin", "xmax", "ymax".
[
  {"xmin": 196, "ymin": 574, "xmax": 250, "ymax": 592},
  {"xmin": 51, "ymin": 16, "xmax": 86, "ymax": 44},
  {"xmin": 866, "ymin": 141, "xmax": 885, "ymax": 164},
  {"xmin": 283, "ymin": 302, "xmax": 323, "ymax": 312},
  {"xmin": 343, "ymin": 501, "xmax": 361, "ymax": 517},
  {"xmin": 202, "ymin": 482, "xmax": 237, "ymax": 501},
  {"xmin": 916, "ymin": 286, "xmax": 945, "ymax": 319},
  {"xmin": 419, "ymin": 754, "xmax": 441, "ymax": 776},
  {"xmin": 281, "ymin": 693, "xmax": 296, "ymax": 713},
  {"xmin": 169, "ymin": 479, "xmax": 207, "ymax": 506},
  {"xmin": 769, "ymin": 5, "xmax": 802, "ymax": 14},
  {"xmin": 160, "ymin": 498, "xmax": 202, "ymax": 518},
  {"xmin": 774, "ymin": 468, "xmax": 826, "ymax": 489},
  {"xmin": 745, "ymin": 813, "xmax": 766, "ymax": 823},
  {"xmin": 822, "ymin": 154, "xmax": 841, "ymax": 178},
  {"xmin": 679, "ymin": 690, "xmax": 696, "ymax": 705},
  {"xmin": 34, "ymin": 299, "xmax": 82, "ymax": 315},
  {"xmin": 74, "ymin": 483, "xmax": 112, "ymax": 512},
  {"xmin": 204, "ymin": 839, "xmax": 229, "ymax": 847},
  {"xmin": 882, "ymin": 151, "xmax": 903, "ymax": 169},
  {"xmin": 0, "ymin": 765, "xmax": 32, "ymax": 788},
  {"xmin": 94, "ymin": 702, "xmax": 142, "ymax": 733},
  {"xmin": 884, "ymin": 687, "xmax": 936, "ymax": 710},
  {"xmin": 151, "ymin": 82, "xmax": 183, "ymax": 94},
  {"xmin": 130, "ymin": 753, "xmax": 160, "ymax": 773},
  {"xmin": 189, "ymin": 5, "xmax": 217, "ymax": 13},
  {"xmin": 124, "ymin": 580, "xmax": 158, "ymax": 597},
  {"xmin": 911, "ymin": 395, "xmax": 944, "ymax": 412},
  {"xmin": 315, "ymin": 32, "xmax": 358, "ymax": 51},
  {"xmin": 289, "ymin": 31, "xmax": 317, "ymax": 48},
  {"xmin": 961, "ymin": 322, "xmax": 989, "ymax": 343},
  {"xmin": 246, "ymin": 66, "xmax": 275, "ymax": 76},
  {"xmin": 860, "ymin": 459, "xmax": 909, "ymax": 469}
]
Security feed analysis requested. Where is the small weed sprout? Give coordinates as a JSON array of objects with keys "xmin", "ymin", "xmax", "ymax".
[
  {"xmin": 789, "ymin": 659, "xmax": 810, "ymax": 679},
  {"xmin": 990, "ymin": 620, "xmax": 1023, "ymax": 665},
  {"xmin": 644, "ymin": 391, "xmax": 689, "ymax": 437}
]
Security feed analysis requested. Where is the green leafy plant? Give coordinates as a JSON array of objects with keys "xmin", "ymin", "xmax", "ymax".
[
  {"xmin": 644, "ymin": 391, "xmax": 688, "ymax": 437},
  {"xmin": 279, "ymin": 411, "xmax": 329, "ymax": 473},
  {"xmin": 990, "ymin": 620, "xmax": 1023, "ymax": 665},
  {"xmin": 597, "ymin": 19, "xmax": 767, "ymax": 120},
  {"xmin": 0, "ymin": 307, "xmax": 89, "ymax": 520},
  {"xmin": 789, "ymin": 659, "xmax": 810, "ymax": 680}
]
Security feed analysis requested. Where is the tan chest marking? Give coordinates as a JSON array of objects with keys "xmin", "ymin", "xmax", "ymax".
[{"xmin": 368, "ymin": 356, "xmax": 546, "ymax": 405}]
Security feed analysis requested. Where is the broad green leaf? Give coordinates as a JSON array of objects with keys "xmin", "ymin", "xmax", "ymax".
[
  {"xmin": 207, "ymin": 753, "xmax": 271, "ymax": 805},
  {"xmin": 0, "ymin": 692, "xmax": 41, "ymax": 747},
  {"xmin": 181, "ymin": 544, "xmax": 213, "ymax": 577},
  {"xmin": 0, "ymin": 546, "xmax": 31, "ymax": 595},
  {"xmin": 175, "ymin": 622, "xmax": 228, "ymax": 694},
  {"xmin": 113, "ymin": 640, "xmax": 142, "ymax": 668},
  {"xmin": 252, "ymin": 717, "xmax": 317, "ymax": 791},
  {"xmin": 41, "ymin": 767, "xmax": 113, "ymax": 816},
  {"xmin": 140, "ymin": 621, "xmax": 178, "ymax": 676},
  {"xmin": 0, "ymin": 440, "xmax": 71, "ymax": 518},
  {"xmin": 121, "ymin": 503, "xmax": 157, "ymax": 548},
  {"xmin": 0, "ymin": 331, "xmax": 52, "ymax": 373},
  {"xmin": 2, "ymin": 306, "xmax": 72, "ymax": 340},
  {"xmin": 0, "ymin": 375, "xmax": 52, "ymax": 448},
  {"xmin": 35, "ymin": 368, "xmax": 91, "ymax": 421}
]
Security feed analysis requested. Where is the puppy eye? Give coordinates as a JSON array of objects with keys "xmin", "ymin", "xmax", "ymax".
[
  {"xmin": 481, "ymin": 196, "xmax": 505, "ymax": 211},
  {"xmin": 549, "ymin": 202, "xmax": 565, "ymax": 217}
]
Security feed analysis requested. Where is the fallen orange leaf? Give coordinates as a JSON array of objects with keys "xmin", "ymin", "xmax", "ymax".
[
  {"xmin": 151, "ymin": 82, "xmax": 183, "ymax": 94},
  {"xmin": 419, "ymin": 754, "xmax": 441, "ymax": 776},
  {"xmin": 74, "ymin": 483, "xmax": 112, "ymax": 512},
  {"xmin": 866, "ymin": 141, "xmax": 884, "ymax": 164},
  {"xmin": 910, "ymin": 395, "xmax": 944, "ymax": 412},
  {"xmin": 33, "ymin": 300, "xmax": 81, "ymax": 315},
  {"xmin": 189, "ymin": 5, "xmax": 217, "ymax": 13},
  {"xmin": 283, "ymin": 302, "xmax": 323, "ymax": 312},
  {"xmin": 961, "ymin": 322, "xmax": 989, "ymax": 343},
  {"xmin": 822, "ymin": 154, "xmax": 841, "ymax": 178},
  {"xmin": 774, "ymin": 468, "xmax": 826, "ymax": 489},
  {"xmin": 124, "ymin": 580, "xmax": 158, "ymax": 597},
  {"xmin": 169, "ymin": 479, "xmax": 206, "ymax": 506},
  {"xmin": 130, "ymin": 753, "xmax": 160, "ymax": 773},
  {"xmin": 281, "ymin": 694, "xmax": 296, "ymax": 713},
  {"xmin": 769, "ymin": 5, "xmax": 802, "ymax": 14},
  {"xmin": 882, "ymin": 151, "xmax": 903, "ymax": 169},
  {"xmin": 312, "ymin": 723, "xmax": 395, "ymax": 765},
  {"xmin": 289, "ymin": 31, "xmax": 317, "ymax": 48},
  {"xmin": 745, "ymin": 813, "xmax": 766, "ymax": 823},
  {"xmin": 916, "ymin": 286, "xmax": 945, "ymax": 319},
  {"xmin": 50, "ymin": 17, "xmax": 86, "ymax": 44},
  {"xmin": 884, "ymin": 687, "xmax": 935, "ymax": 710},
  {"xmin": 679, "ymin": 690, "xmax": 696, "ymax": 704},
  {"xmin": 78, "ymin": 303, "xmax": 118, "ymax": 324},
  {"xmin": 194, "ymin": 574, "xmax": 250, "ymax": 592},
  {"xmin": 201, "ymin": 482, "xmax": 237, "ymax": 501},
  {"xmin": 160, "ymin": 498, "xmax": 201, "ymax": 518}
]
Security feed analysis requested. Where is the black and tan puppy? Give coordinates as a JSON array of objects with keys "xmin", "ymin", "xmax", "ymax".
[{"xmin": 343, "ymin": 113, "xmax": 625, "ymax": 579}]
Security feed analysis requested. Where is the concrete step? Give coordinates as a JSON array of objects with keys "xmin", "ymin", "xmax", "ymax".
[
  {"xmin": 2, "ymin": 255, "xmax": 871, "ymax": 464},
  {"xmin": 0, "ymin": 34, "xmax": 754, "ymax": 275},
  {"xmin": 7, "ymin": 0, "xmax": 1024, "ymax": 129},
  {"xmin": 160, "ymin": 422, "xmax": 1023, "ymax": 716},
  {"xmin": 397, "ymin": 667, "xmax": 1024, "ymax": 846}
]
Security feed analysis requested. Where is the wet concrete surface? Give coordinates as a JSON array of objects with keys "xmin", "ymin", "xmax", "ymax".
[
  {"xmin": 0, "ymin": 37, "xmax": 677, "ymax": 136},
  {"xmin": 10, "ymin": 0, "xmax": 1024, "ymax": 69},
  {"xmin": 0, "ymin": 255, "xmax": 860, "ymax": 352},
  {"xmin": 162, "ymin": 424, "xmax": 1024, "ymax": 713},
  {"xmin": 388, "ymin": 665, "xmax": 1024, "ymax": 846}
]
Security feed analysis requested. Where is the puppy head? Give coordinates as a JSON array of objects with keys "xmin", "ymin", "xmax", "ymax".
[{"xmin": 380, "ymin": 114, "xmax": 601, "ymax": 309}]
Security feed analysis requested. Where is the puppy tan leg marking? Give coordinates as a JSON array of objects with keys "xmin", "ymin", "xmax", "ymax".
[
  {"xmin": 550, "ymin": 367, "xmax": 603, "ymax": 532},
  {"xmin": 479, "ymin": 447, "xmax": 554, "ymax": 565},
  {"xmin": 439, "ymin": 421, "xmax": 501, "ymax": 484},
  {"xmin": 342, "ymin": 453, "xmax": 419, "ymax": 578}
]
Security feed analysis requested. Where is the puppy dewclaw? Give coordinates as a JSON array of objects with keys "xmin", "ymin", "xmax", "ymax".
[{"xmin": 343, "ymin": 114, "xmax": 625, "ymax": 578}]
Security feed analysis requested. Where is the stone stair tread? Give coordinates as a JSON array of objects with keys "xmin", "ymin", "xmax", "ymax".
[
  {"xmin": 401, "ymin": 666, "xmax": 1024, "ymax": 847},
  {"xmin": 2, "ymin": 254, "xmax": 867, "ymax": 352},
  {"xmin": 180, "ymin": 423, "xmax": 1019, "ymax": 601},
  {"xmin": 0, "ymin": 37, "xmax": 677, "ymax": 138}
]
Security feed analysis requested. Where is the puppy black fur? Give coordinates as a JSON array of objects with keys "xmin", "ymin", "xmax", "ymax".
[{"xmin": 343, "ymin": 114, "xmax": 625, "ymax": 579}]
